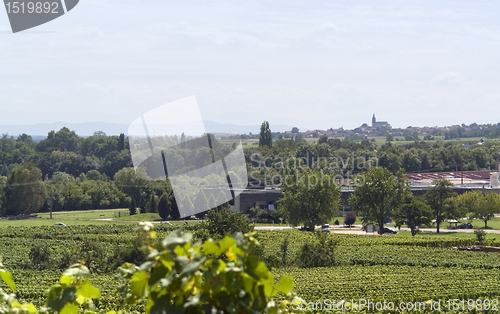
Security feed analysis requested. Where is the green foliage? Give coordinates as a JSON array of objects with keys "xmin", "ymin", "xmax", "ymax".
[
  {"xmin": 205, "ymin": 206, "xmax": 253, "ymax": 239},
  {"xmin": 476, "ymin": 193, "xmax": 500, "ymax": 228},
  {"xmin": 28, "ymin": 244, "xmax": 52, "ymax": 270},
  {"xmin": 350, "ymin": 167, "xmax": 409, "ymax": 234},
  {"xmin": 129, "ymin": 199, "xmax": 137, "ymax": 216},
  {"xmin": 116, "ymin": 227, "xmax": 298, "ymax": 314},
  {"xmin": 45, "ymin": 263, "xmax": 100, "ymax": 313},
  {"xmin": 474, "ymin": 229, "xmax": 487, "ymax": 245},
  {"xmin": 4, "ymin": 163, "xmax": 46, "ymax": 216},
  {"xmin": 395, "ymin": 197, "xmax": 433, "ymax": 236},
  {"xmin": 280, "ymin": 236, "xmax": 290, "ymax": 268},
  {"xmin": 157, "ymin": 192, "xmax": 171, "ymax": 220},
  {"xmin": 146, "ymin": 193, "xmax": 157, "ymax": 213},
  {"xmin": 259, "ymin": 121, "xmax": 273, "ymax": 148},
  {"xmin": 424, "ymin": 179, "xmax": 457, "ymax": 233},
  {"xmin": 278, "ymin": 169, "xmax": 341, "ymax": 229},
  {"xmin": 297, "ymin": 232, "xmax": 336, "ymax": 268}
]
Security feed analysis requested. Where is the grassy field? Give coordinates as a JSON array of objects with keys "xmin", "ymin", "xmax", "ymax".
[{"xmin": 0, "ymin": 209, "xmax": 198, "ymax": 228}]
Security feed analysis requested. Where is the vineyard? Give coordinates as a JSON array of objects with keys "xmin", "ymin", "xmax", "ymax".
[{"xmin": 0, "ymin": 225, "xmax": 500, "ymax": 312}]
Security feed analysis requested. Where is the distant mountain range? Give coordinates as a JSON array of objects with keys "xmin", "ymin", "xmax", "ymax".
[{"xmin": 0, "ymin": 121, "xmax": 298, "ymax": 138}]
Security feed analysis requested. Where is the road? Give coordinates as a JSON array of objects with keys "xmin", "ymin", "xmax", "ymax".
[{"xmin": 253, "ymin": 225, "xmax": 500, "ymax": 234}]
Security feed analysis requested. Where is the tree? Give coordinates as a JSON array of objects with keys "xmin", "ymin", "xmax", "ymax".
[
  {"xmin": 259, "ymin": 121, "xmax": 272, "ymax": 148},
  {"xmin": 318, "ymin": 135, "xmax": 329, "ymax": 144},
  {"xmin": 3, "ymin": 163, "xmax": 47, "ymax": 216},
  {"xmin": 386, "ymin": 134, "xmax": 394, "ymax": 142},
  {"xmin": 457, "ymin": 190, "xmax": 482, "ymax": 220},
  {"xmin": 139, "ymin": 192, "xmax": 147, "ymax": 214},
  {"xmin": 129, "ymin": 199, "xmax": 137, "ymax": 215},
  {"xmin": 396, "ymin": 197, "xmax": 432, "ymax": 236},
  {"xmin": 0, "ymin": 176, "xmax": 6, "ymax": 211},
  {"xmin": 117, "ymin": 133, "xmax": 125, "ymax": 151},
  {"xmin": 147, "ymin": 193, "xmax": 157, "ymax": 213},
  {"xmin": 344, "ymin": 212, "xmax": 356, "ymax": 227},
  {"xmin": 277, "ymin": 169, "xmax": 341, "ymax": 230},
  {"xmin": 476, "ymin": 193, "xmax": 500, "ymax": 228},
  {"xmin": 291, "ymin": 127, "xmax": 299, "ymax": 134},
  {"xmin": 205, "ymin": 206, "xmax": 253, "ymax": 239},
  {"xmin": 350, "ymin": 167, "xmax": 409, "ymax": 235},
  {"xmin": 158, "ymin": 192, "xmax": 171, "ymax": 220},
  {"xmin": 114, "ymin": 167, "xmax": 146, "ymax": 209},
  {"xmin": 36, "ymin": 127, "xmax": 80, "ymax": 153},
  {"xmin": 424, "ymin": 179, "xmax": 457, "ymax": 233}
]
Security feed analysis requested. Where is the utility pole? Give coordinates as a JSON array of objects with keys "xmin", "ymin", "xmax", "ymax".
[{"xmin": 461, "ymin": 162, "xmax": 464, "ymax": 185}]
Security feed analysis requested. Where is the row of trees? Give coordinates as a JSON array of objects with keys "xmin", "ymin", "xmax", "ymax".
[
  {"xmin": 0, "ymin": 163, "xmax": 184, "ymax": 217},
  {"xmin": 352, "ymin": 168, "xmax": 500, "ymax": 234},
  {"xmin": 277, "ymin": 166, "xmax": 500, "ymax": 235}
]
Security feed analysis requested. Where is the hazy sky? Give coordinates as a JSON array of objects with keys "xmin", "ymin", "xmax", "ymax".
[{"xmin": 1, "ymin": 0, "xmax": 500, "ymax": 130}]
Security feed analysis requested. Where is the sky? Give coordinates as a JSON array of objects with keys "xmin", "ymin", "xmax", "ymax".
[{"xmin": 1, "ymin": 0, "xmax": 500, "ymax": 131}]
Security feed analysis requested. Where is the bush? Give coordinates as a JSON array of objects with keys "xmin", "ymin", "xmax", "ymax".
[
  {"xmin": 344, "ymin": 212, "xmax": 356, "ymax": 227},
  {"xmin": 28, "ymin": 244, "xmax": 52, "ymax": 270},
  {"xmin": 474, "ymin": 229, "xmax": 487, "ymax": 245},
  {"xmin": 206, "ymin": 206, "xmax": 253, "ymax": 239},
  {"xmin": 58, "ymin": 248, "xmax": 77, "ymax": 270},
  {"xmin": 298, "ymin": 232, "xmax": 336, "ymax": 268}
]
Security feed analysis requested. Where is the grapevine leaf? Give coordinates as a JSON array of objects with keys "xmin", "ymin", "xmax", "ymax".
[
  {"xmin": 76, "ymin": 280, "xmax": 100, "ymax": 304},
  {"xmin": 60, "ymin": 302, "xmax": 79, "ymax": 314},
  {"xmin": 0, "ymin": 269, "xmax": 16, "ymax": 291},
  {"xmin": 275, "ymin": 275, "xmax": 294, "ymax": 295},
  {"xmin": 129, "ymin": 271, "xmax": 148, "ymax": 297}
]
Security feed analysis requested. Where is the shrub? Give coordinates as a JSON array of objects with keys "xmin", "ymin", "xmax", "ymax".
[
  {"xmin": 298, "ymin": 232, "xmax": 336, "ymax": 268},
  {"xmin": 58, "ymin": 248, "xmax": 77, "ymax": 270},
  {"xmin": 344, "ymin": 211, "xmax": 356, "ymax": 227},
  {"xmin": 206, "ymin": 206, "xmax": 253, "ymax": 239},
  {"xmin": 474, "ymin": 229, "xmax": 487, "ymax": 245},
  {"xmin": 28, "ymin": 244, "xmax": 52, "ymax": 270}
]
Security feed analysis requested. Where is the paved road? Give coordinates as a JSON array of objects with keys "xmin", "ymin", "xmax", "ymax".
[{"xmin": 254, "ymin": 225, "xmax": 500, "ymax": 234}]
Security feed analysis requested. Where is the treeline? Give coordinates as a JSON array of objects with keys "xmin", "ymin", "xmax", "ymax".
[
  {"xmin": 1, "ymin": 125, "xmax": 500, "ymax": 216},
  {"xmin": 248, "ymin": 133, "xmax": 500, "ymax": 186},
  {"xmin": 0, "ymin": 128, "xmax": 131, "ymax": 178}
]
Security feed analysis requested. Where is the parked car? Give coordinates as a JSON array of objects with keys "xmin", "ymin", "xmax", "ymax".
[
  {"xmin": 456, "ymin": 223, "xmax": 473, "ymax": 229},
  {"xmin": 321, "ymin": 224, "xmax": 330, "ymax": 232},
  {"xmin": 54, "ymin": 223, "xmax": 66, "ymax": 227},
  {"xmin": 299, "ymin": 226, "xmax": 313, "ymax": 232},
  {"xmin": 382, "ymin": 227, "xmax": 397, "ymax": 234}
]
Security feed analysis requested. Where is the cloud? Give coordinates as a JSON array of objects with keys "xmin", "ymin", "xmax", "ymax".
[{"xmin": 431, "ymin": 72, "xmax": 467, "ymax": 86}]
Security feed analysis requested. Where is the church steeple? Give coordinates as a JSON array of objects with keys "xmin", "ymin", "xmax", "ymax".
[{"xmin": 372, "ymin": 114, "xmax": 376, "ymax": 126}]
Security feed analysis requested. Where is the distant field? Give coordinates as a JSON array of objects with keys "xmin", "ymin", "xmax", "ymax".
[
  {"xmin": 221, "ymin": 136, "xmax": 500, "ymax": 148},
  {"xmin": 0, "ymin": 209, "xmax": 194, "ymax": 228}
]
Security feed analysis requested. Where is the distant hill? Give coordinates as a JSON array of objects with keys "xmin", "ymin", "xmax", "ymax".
[{"xmin": 0, "ymin": 121, "xmax": 298, "ymax": 138}]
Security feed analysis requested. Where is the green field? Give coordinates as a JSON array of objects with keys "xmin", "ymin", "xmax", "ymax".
[
  {"xmin": 220, "ymin": 136, "xmax": 500, "ymax": 150},
  {"xmin": 1, "ymin": 219, "xmax": 500, "ymax": 312}
]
